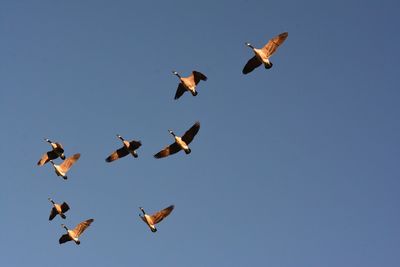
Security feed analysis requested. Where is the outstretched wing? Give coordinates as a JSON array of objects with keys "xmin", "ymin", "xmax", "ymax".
[
  {"xmin": 242, "ymin": 56, "xmax": 262, "ymax": 74},
  {"xmin": 59, "ymin": 234, "xmax": 72, "ymax": 244},
  {"xmin": 37, "ymin": 151, "xmax": 58, "ymax": 166},
  {"xmin": 192, "ymin": 71, "xmax": 207, "ymax": 84},
  {"xmin": 49, "ymin": 207, "xmax": 58, "ymax": 221},
  {"xmin": 154, "ymin": 143, "xmax": 181, "ymax": 159},
  {"xmin": 59, "ymin": 153, "xmax": 80, "ymax": 172},
  {"xmin": 151, "ymin": 205, "xmax": 174, "ymax": 224},
  {"xmin": 262, "ymin": 32, "xmax": 288, "ymax": 58},
  {"xmin": 73, "ymin": 219, "xmax": 94, "ymax": 237},
  {"xmin": 174, "ymin": 83, "xmax": 186, "ymax": 100},
  {"xmin": 181, "ymin": 121, "xmax": 200, "ymax": 144},
  {"xmin": 105, "ymin": 147, "xmax": 129, "ymax": 162},
  {"xmin": 61, "ymin": 202, "xmax": 70, "ymax": 213},
  {"xmin": 129, "ymin": 140, "xmax": 142, "ymax": 150}
]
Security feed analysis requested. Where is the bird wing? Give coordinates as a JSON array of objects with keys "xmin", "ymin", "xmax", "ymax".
[
  {"xmin": 192, "ymin": 71, "xmax": 207, "ymax": 84},
  {"xmin": 72, "ymin": 219, "xmax": 94, "ymax": 237},
  {"xmin": 59, "ymin": 234, "xmax": 72, "ymax": 244},
  {"xmin": 61, "ymin": 202, "xmax": 70, "ymax": 213},
  {"xmin": 242, "ymin": 56, "xmax": 262, "ymax": 74},
  {"xmin": 174, "ymin": 83, "xmax": 186, "ymax": 100},
  {"xmin": 49, "ymin": 207, "xmax": 57, "ymax": 221},
  {"xmin": 37, "ymin": 151, "xmax": 58, "ymax": 166},
  {"xmin": 105, "ymin": 147, "xmax": 129, "ymax": 162},
  {"xmin": 262, "ymin": 32, "xmax": 288, "ymax": 58},
  {"xmin": 151, "ymin": 205, "xmax": 174, "ymax": 224},
  {"xmin": 181, "ymin": 121, "xmax": 200, "ymax": 144},
  {"xmin": 59, "ymin": 153, "xmax": 80, "ymax": 172},
  {"xmin": 129, "ymin": 140, "xmax": 142, "ymax": 150},
  {"xmin": 154, "ymin": 142, "xmax": 181, "ymax": 158}
]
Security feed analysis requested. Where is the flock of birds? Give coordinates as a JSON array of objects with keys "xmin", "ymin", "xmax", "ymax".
[{"xmin": 37, "ymin": 31, "xmax": 289, "ymax": 245}]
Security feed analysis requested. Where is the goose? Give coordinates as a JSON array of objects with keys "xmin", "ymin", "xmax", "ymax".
[
  {"xmin": 105, "ymin": 135, "xmax": 142, "ymax": 162},
  {"xmin": 49, "ymin": 153, "xmax": 80, "ymax": 180},
  {"xmin": 37, "ymin": 138, "xmax": 65, "ymax": 166},
  {"xmin": 139, "ymin": 205, "xmax": 174, "ymax": 232},
  {"xmin": 154, "ymin": 121, "xmax": 200, "ymax": 158},
  {"xmin": 172, "ymin": 70, "xmax": 207, "ymax": 100},
  {"xmin": 242, "ymin": 32, "xmax": 288, "ymax": 74},
  {"xmin": 59, "ymin": 219, "xmax": 94, "ymax": 245},
  {"xmin": 48, "ymin": 198, "xmax": 70, "ymax": 220}
]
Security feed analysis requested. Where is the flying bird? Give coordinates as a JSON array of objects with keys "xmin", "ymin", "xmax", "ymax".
[
  {"xmin": 154, "ymin": 122, "xmax": 200, "ymax": 158},
  {"xmin": 49, "ymin": 153, "xmax": 80, "ymax": 180},
  {"xmin": 48, "ymin": 198, "xmax": 70, "ymax": 220},
  {"xmin": 139, "ymin": 205, "xmax": 174, "ymax": 232},
  {"xmin": 105, "ymin": 135, "xmax": 142, "ymax": 162},
  {"xmin": 37, "ymin": 138, "xmax": 65, "ymax": 166},
  {"xmin": 242, "ymin": 32, "xmax": 288, "ymax": 74},
  {"xmin": 172, "ymin": 70, "xmax": 207, "ymax": 100},
  {"xmin": 59, "ymin": 219, "xmax": 94, "ymax": 245}
]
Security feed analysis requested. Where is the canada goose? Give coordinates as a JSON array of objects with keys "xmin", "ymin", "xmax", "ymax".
[
  {"xmin": 172, "ymin": 71, "xmax": 207, "ymax": 100},
  {"xmin": 154, "ymin": 121, "xmax": 200, "ymax": 158},
  {"xmin": 37, "ymin": 138, "xmax": 65, "ymax": 166},
  {"xmin": 242, "ymin": 32, "xmax": 288, "ymax": 74},
  {"xmin": 139, "ymin": 205, "xmax": 174, "ymax": 232},
  {"xmin": 48, "ymin": 198, "xmax": 70, "ymax": 220},
  {"xmin": 105, "ymin": 135, "xmax": 142, "ymax": 162},
  {"xmin": 59, "ymin": 219, "xmax": 94, "ymax": 245},
  {"xmin": 49, "ymin": 153, "xmax": 80, "ymax": 180}
]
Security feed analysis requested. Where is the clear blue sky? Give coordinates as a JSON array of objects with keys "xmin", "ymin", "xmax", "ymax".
[{"xmin": 1, "ymin": 1, "xmax": 399, "ymax": 266}]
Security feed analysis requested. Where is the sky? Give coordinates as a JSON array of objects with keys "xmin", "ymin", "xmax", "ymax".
[{"xmin": 1, "ymin": 0, "xmax": 400, "ymax": 266}]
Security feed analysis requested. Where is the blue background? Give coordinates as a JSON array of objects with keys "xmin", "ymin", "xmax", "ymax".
[{"xmin": 1, "ymin": 1, "xmax": 399, "ymax": 266}]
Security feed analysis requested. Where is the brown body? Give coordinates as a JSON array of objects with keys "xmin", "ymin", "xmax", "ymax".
[
  {"xmin": 37, "ymin": 138, "xmax": 65, "ymax": 166},
  {"xmin": 154, "ymin": 122, "xmax": 200, "ymax": 158},
  {"xmin": 139, "ymin": 205, "xmax": 174, "ymax": 232},
  {"xmin": 243, "ymin": 32, "xmax": 288, "ymax": 74},
  {"xmin": 173, "ymin": 71, "xmax": 207, "ymax": 99},
  {"xmin": 106, "ymin": 135, "xmax": 141, "ymax": 162}
]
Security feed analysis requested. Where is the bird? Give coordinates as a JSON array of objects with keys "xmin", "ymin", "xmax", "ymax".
[
  {"xmin": 172, "ymin": 70, "xmax": 207, "ymax": 100},
  {"xmin": 49, "ymin": 153, "xmax": 80, "ymax": 180},
  {"xmin": 154, "ymin": 121, "xmax": 200, "ymax": 158},
  {"xmin": 242, "ymin": 32, "xmax": 288, "ymax": 74},
  {"xmin": 59, "ymin": 219, "xmax": 94, "ymax": 245},
  {"xmin": 37, "ymin": 138, "xmax": 66, "ymax": 166},
  {"xmin": 48, "ymin": 198, "xmax": 70, "ymax": 220},
  {"xmin": 139, "ymin": 205, "xmax": 174, "ymax": 232},
  {"xmin": 105, "ymin": 135, "xmax": 142, "ymax": 162}
]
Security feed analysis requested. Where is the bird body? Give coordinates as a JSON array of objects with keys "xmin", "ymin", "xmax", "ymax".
[
  {"xmin": 154, "ymin": 122, "xmax": 200, "ymax": 158},
  {"xmin": 49, "ymin": 153, "xmax": 80, "ymax": 180},
  {"xmin": 139, "ymin": 205, "xmax": 174, "ymax": 232},
  {"xmin": 105, "ymin": 135, "xmax": 141, "ymax": 162},
  {"xmin": 59, "ymin": 219, "xmax": 94, "ymax": 245},
  {"xmin": 173, "ymin": 71, "xmax": 207, "ymax": 99},
  {"xmin": 37, "ymin": 138, "xmax": 65, "ymax": 166},
  {"xmin": 243, "ymin": 32, "xmax": 288, "ymax": 74},
  {"xmin": 48, "ymin": 198, "xmax": 70, "ymax": 220}
]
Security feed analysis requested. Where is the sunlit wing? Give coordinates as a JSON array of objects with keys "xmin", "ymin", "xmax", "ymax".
[
  {"xmin": 181, "ymin": 121, "xmax": 200, "ymax": 144},
  {"xmin": 242, "ymin": 56, "xmax": 262, "ymax": 74},
  {"xmin": 73, "ymin": 219, "xmax": 94, "ymax": 237},
  {"xmin": 262, "ymin": 32, "xmax": 288, "ymax": 58},
  {"xmin": 154, "ymin": 143, "xmax": 181, "ymax": 158},
  {"xmin": 192, "ymin": 71, "xmax": 207, "ymax": 84},
  {"xmin": 174, "ymin": 83, "xmax": 186, "ymax": 100},
  {"xmin": 59, "ymin": 153, "xmax": 80, "ymax": 172},
  {"xmin": 106, "ymin": 147, "xmax": 129, "ymax": 162},
  {"xmin": 151, "ymin": 205, "xmax": 174, "ymax": 224}
]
